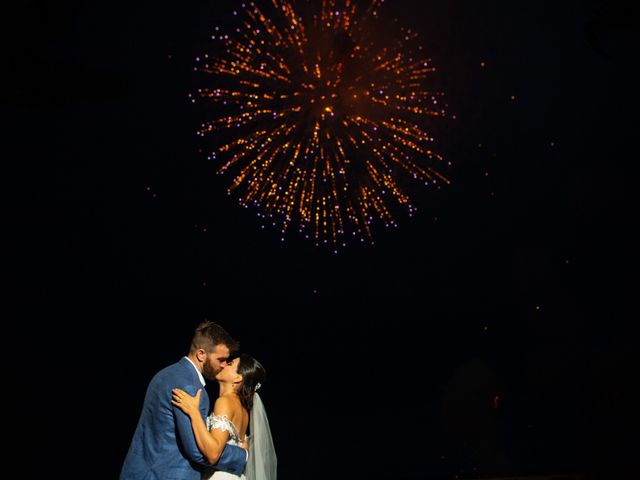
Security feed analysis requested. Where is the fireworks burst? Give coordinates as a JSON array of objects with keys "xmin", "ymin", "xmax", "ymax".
[{"xmin": 192, "ymin": 0, "xmax": 450, "ymax": 247}]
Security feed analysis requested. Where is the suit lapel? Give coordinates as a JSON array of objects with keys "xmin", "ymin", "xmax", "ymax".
[
  {"xmin": 178, "ymin": 357, "xmax": 211, "ymax": 416},
  {"xmin": 201, "ymin": 386, "xmax": 210, "ymax": 415}
]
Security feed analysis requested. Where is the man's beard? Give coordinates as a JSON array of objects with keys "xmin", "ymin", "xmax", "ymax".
[{"xmin": 202, "ymin": 362, "xmax": 219, "ymax": 381}]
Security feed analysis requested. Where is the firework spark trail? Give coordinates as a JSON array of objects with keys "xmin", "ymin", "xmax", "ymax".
[{"xmin": 192, "ymin": 0, "xmax": 450, "ymax": 247}]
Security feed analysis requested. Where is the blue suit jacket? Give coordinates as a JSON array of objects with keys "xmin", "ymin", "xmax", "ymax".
[{"xmin": 120, "ymin": 357, "xmax": 247, "ymax": 480}]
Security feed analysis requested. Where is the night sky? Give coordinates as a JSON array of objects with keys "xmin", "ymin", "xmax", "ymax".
[{"xmin": 9, "ymin": 0, "xmax": 639, "ymax": 479}]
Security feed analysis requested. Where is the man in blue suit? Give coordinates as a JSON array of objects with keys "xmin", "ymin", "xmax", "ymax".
[{"xmin": 120, "ymin": 321, "xmax": 248, "ymax": 480}]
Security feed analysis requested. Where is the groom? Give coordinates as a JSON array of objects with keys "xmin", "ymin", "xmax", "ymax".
[{"xmin": 120, "ymin": 321, "xmax": 248, "ymax": 480}]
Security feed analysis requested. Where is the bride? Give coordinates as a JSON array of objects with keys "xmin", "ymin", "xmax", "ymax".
[{"xmin": 172, "ymin": 354, "xmax": 276, "ymax": 480}]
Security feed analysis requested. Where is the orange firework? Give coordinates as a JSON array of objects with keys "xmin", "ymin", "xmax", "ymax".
[{"xmin": 192, "ymin": 0, "xmax": 449, "ymax": 247}]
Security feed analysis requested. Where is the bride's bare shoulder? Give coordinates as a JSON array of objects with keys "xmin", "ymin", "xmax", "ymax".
[{"xmin": 213, "ymin": 395, "xmax": 243, "ymax": 416}]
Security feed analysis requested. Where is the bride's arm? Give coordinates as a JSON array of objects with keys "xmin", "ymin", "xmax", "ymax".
[{"xmin": 172, "ymin": 389, "xmax": 231, "ymax": 464}]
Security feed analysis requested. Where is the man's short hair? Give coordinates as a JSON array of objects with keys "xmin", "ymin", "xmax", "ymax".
[{"xmin": 190, "ymin": 320, "xmax": 239, "ymax": 354}]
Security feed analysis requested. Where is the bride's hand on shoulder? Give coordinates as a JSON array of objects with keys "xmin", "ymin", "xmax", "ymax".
[{"xmin": 171, "ymin": 388, "xmax": 202, "ymax": 417}]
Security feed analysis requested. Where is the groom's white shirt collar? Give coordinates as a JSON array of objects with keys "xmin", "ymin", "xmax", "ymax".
[{"xmin": 184, "ymin": 356, "xmax": 206, "ymax": 386}]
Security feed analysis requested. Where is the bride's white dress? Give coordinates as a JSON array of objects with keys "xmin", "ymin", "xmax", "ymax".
[{"xmin": 203, "ymin": 414, "xmax": 247, "ymax": 480}]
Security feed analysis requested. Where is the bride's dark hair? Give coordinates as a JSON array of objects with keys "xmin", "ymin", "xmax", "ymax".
[{"xmin": 236, "ymin": 353, "xmax": 266, "ymax": 412}]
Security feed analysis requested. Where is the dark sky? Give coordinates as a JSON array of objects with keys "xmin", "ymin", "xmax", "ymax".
[{"xmin": 9, "ymin": 0, "xmax": 639, "ymax": 479}]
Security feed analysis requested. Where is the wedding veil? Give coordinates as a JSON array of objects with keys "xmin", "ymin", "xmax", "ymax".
[{"xmin": 245, "ymin": 391, "xmax": 277, "ymax": 480}]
